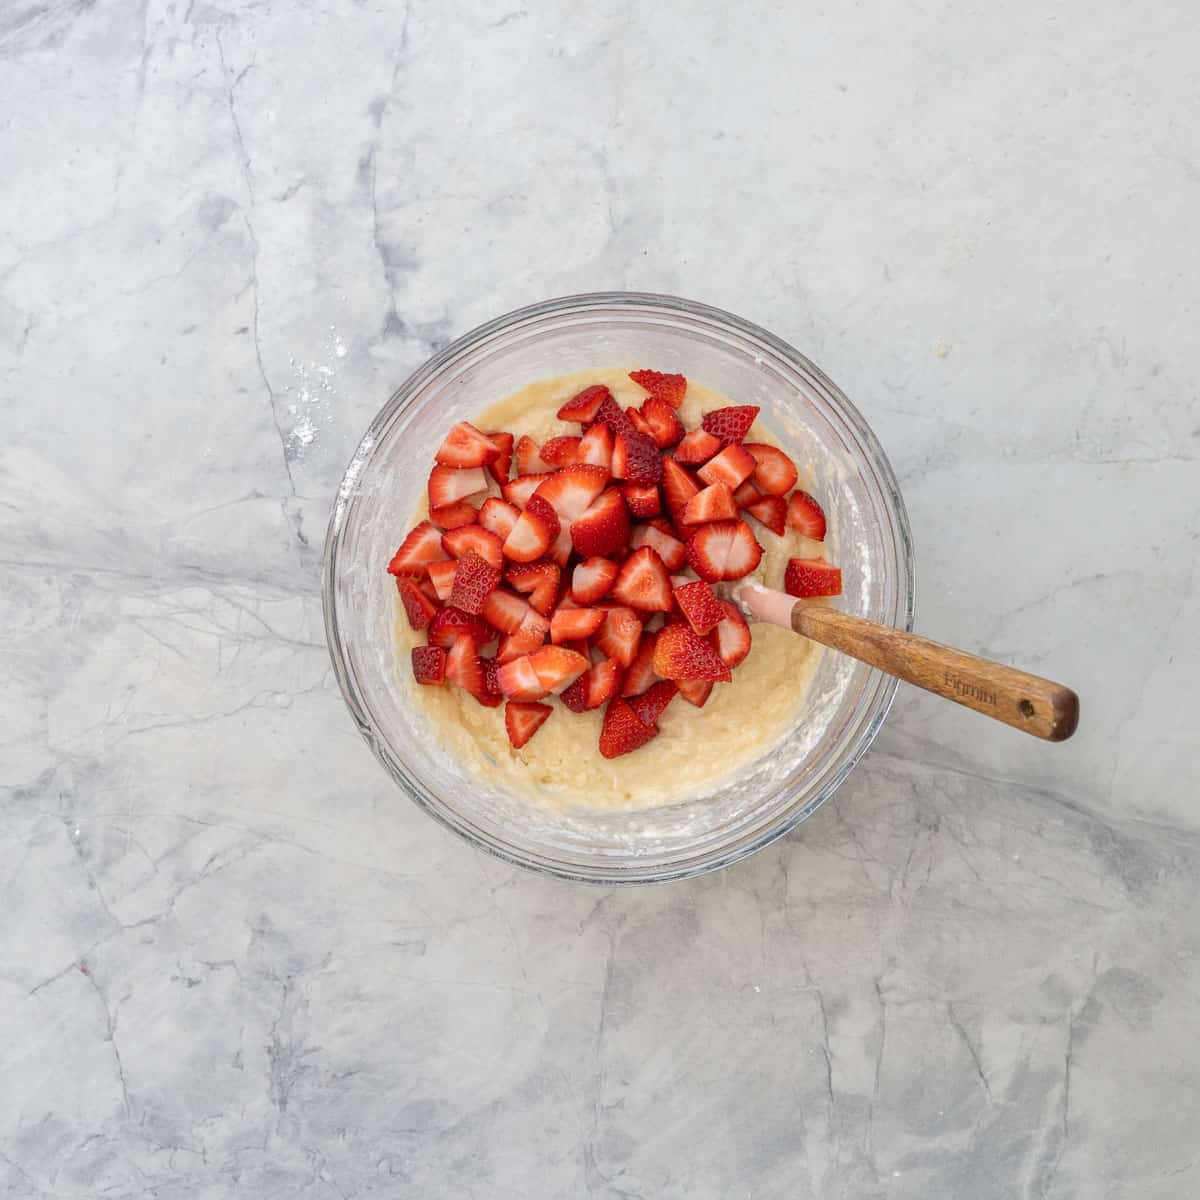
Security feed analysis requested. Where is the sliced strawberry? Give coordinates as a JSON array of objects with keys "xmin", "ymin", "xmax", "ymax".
[
  {"xmin": 583, "ymin": 657, "xmax": 624, "ymax": 709},
  {"xmin": 611, "ymin": 430, "xmax": 663, "ymax": 485},
  {"xmin": 595, "ymin": 606, "xmax": 643, "ymax": 667},
  {"xmin": 559, "ymin": 673, "xmax": 590, "ymax": 713},
  {"xmin": 787, "ymin": 490, "xmax": 827, "ymax": 540},
  {"xmin": 627, "ymin": 406, "xmax": 655, "ymax": 439},
  {"xmin": 557, "ymin": 383, "xmax": 611, "ymax": 424},
  {"xmin": 611, "ymin": 546, "xmax": 673, "ymax": 612},
  {"xmin": 672, "ymin": 580, "xmax": 724, "ymax": 636},
  {"xmin": 560, "ymin": 638, "xmax": 593, "ymax": 660},
  {"xmin": 387, "ymin": 521, "xmax": 446, "ymax": 576},
  {"xmin": 593, "ymin": 394, "xmax": 637, "ymax": 438},
  {"xmin": 629, "ymin": 369, "xmax": 686, "ymax": 409},
  {"xmin": 673, "ymin": 428, "xmax": 723, "ymax": 465},
  {"xmin": 621, "ymin": 483, "xmax": 661, "ymax": 518},
  {"xmin": 571, "ymin": 556, "xmax": 620, "ymax": 605},
  {"xmin": 685, "ymin": 520, "xmax": 763, "ymax": 583},
  {"xmin": 435, "ymin": 421, "xmax": 501, "ymax": 468},
  {"xmin": 411, "ymin": 645, "xmax": 446, "ymax": 685},
  {"xmin": 504, "ymin": 700, "xmax": 552, "ymax": 748},
  {"xmin": 710, "ymin": 600, "xmax": 751, "ymax": 667},
  {"xmin": 478, "ymin": 496, "xmax": 520, "ymax": 541},
  {"xmin": 550, "ymin": 605, "xmax": 605, "ymax": 643},
  {"xmin": 442, "ymin": 523, "xmax": 503, "ymax": 569},
  {"xmin": 426, "ymin": 559, "xmax": 458, "ymax": 602},
  {"xmin": 528, "ymin": 645, "xmax": 589, "ymax": 694},
  {"xmin": 418, "ymin": 575, "xmax": 441, "ymax": 604},
  {"xmin": 534, "ymin": 464, "xmax": 609, "ymax": 523},
  {"xmin": 652, "ymin": 621, "xmax": 732, "ymax": 682},
  {"xmin": 661, "ymin": 457, "xmax": 701, "ymax": 525},
  {"xmin": 496, "ymin": 608, "xmax": 550, "ymax": 663},
  {"xmin": 429, "ymin": 500, "xmax": 479, "ymax": 530},
  {"xmin": 427, "ymin": 606, "xmax": 496, "ymax": 649},
  {"xmin": 784, "ymin": 558, "xmax": 842, "ymax": 598},
  {"xmin": 697, "ymin": 443, "xmax": 757, "ymax": 490},
  {"xmin": 743, "ymin": 443, "xmax": 798, "ymax": 496},
  {"xmin": 701, "ymin": 405, "xmax": 760, "ymax": 446},
  {"xmin": 639, "ymin": 396, "xmax": 684, "ymax": 449},
  {"xmin": 446, "ymin": 635, "xmax": 486, "ymax": 695},
  {"xmin": 482, "ymin": 588, "xmax": 530, "ymax": 635},
  {"xmin": 571, "ymin": 489, "xmax": 630, "ymax": 559},
  {"xmin": 502, "ymin": 494, "xmax": 559, "ymax": 563},
  {"xmin": 629, "ymin": 679, "xmax": 677, "ymax": 729},
  {"xmin": 676, "ymin": 677, "xmax": 714, "ymax": 707},
  {"xmin": 630, "ymin": 522, "xmax": 686, "ymax": 571},
  {"xmin": 621, "ymin": 631, "xmax": 660, "ymax": 696},
  {"xmin": 506, "ymin": 561, "xmax": 561, "ymax": 616},
  {"xmin": 576, "ymin": 422, "xmax": 613, "ymax": 471},
  {"xmin": 428, "ymin": 465, "xmax": 488, "ymax": 509},
  {"xmin": 682, "ymin": 482, "xmax": 739, "ymax": 526},
  {"xmin": 448, "ymin": 550, "xmax": 500, "ymax": 615},
  {"xmin": 515, "ymin": 434, "xmax": 546, "ymax": 475},
  {"xmin": 745, "ymin": 494, "xmax": 787, "ymax": 536},
  {"xmin": 475, "ymin": 656, "xmax": 503, "ymax": 708},
  {"xmin": 599, "ymin": 697, "xmax": 657, "ymax": 759},
  {"xmin": 732, "ymin": 478, "xmax": 761, "ymax": 508},
  {"xmin": 547, "ymin": 525, "xmax": 573, "ymax": 568},
  {"xmin": 486, "ymin": 431, "xmax": 514, "ymax": 485},
  {"xmin": 540, "ymin": 436, "xmax": 580, "ymax": 467},
  {"xmin": 496, "ymin": 654, "xmax": 547, "ymax": 700},
  {"xmin": 502, "ymin": 474, "xmax": 545, "ymax": 509},
  {"xmin": 395, "ymin": 576, "xmax": 439, "ymax": 630}
]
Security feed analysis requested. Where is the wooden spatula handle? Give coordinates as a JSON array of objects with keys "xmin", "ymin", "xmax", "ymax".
[{"xmin": 792, "ymin": 604, "xmax": 1079, "ymax": 741}]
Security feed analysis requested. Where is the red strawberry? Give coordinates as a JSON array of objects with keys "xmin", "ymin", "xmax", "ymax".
[
  {"xmin": 482, "ymin": 588, "xmax": 530, "ymax": 634},
  {"xmin": 486, "ymin": 430, "xmax": 514, "ymax": 485},
  {"xmin": 448, "ymin": 550, "xmax": 500, "ymax": 615},
  {"xmin": 593, "ymin": 394, "xmax": 637, "ymax": 438},
  {"xmin": 701, "ymin": 405, "xmax": 760, "ymax": 445},
  {"xmin": 787, "ymin": 490, "xmax": 827, "ymax": 540},
  {"xmin": 673, "ymin": 429, "xmax": 722, "ymax": 465},
  {"xmin": 502, "ymin": 474, "xmax": 545, "ymax": 509},
  {"xmin": 672, "ymin": 580, "xmax": 724, "ymax": 636},
  {"xmin": 583, "ymin": 657, "xmax": 624, "ymax": 709},
  {"xmin": 745, "ymin": 494, "xmax": 787, "ymax": 536},
  {"xmin": 429, "ymin": 500, "xmax": 478, "ymax": 530},
  {"xmin": 550, "ymin": 605, "xmax": 605, "ymax": 643},
  {"xmin": 685, "ymin": 520, "xmax": 763, "ymax": 582},
  {"xmin": 496, "ymin": 654, "xmax": 547, "ymax": 700},
  {"xmin": 515, "ymin": 434, "xmax": 546, "ymax": 475},
  {"xmin": 571, "ymin": 489, "xmax": 630, "ymax": 559},
  {"xmin": 620, "ymin": 483, "xmax": 661, "ymax": 518},
  {"xmin": 560, "ymin": 638, "xmax": 593, "ymax": 660},
  {"xmin": 442, "ymin": 523, "xmax": 503, "ymax": 568},
  {"xmin": 411, "ymin": 645, "xmax": 446, "ymax": 685},
  {"xmin": 710, "ymin": 600, "xmax": 751, "ymax": 666},
  {"xmin": 475, "ymin": 657, "xmax": 503, "ymax": 708},
  {"xmin": 629, "ymin": 679, "xmax": 677, "ymax": 728},
  {"xmin": 428, "ymin": 465, "xmax": 488, "ymax": 508},
  {"xmin": 661, "ymin": 457, "xmax": 701, "ymax": 525},
  {"xmin": 743, "ymin": 443, "xmax": 798, "ymax": 496},
  {"xmin": 638, "ymin": 396, "xmax": 684, "ymax": 449},
  {"xmin": 652, "ymin": 621, "xmax": 732, "ymax": 682},
  {"xmin": 503, "ymin": 494, "xmax": 559, "ymax": 563},
  {"xmin": 595, "ymin": 606, "xmax": 643, "ymax": 667},
  {"xmin": 571, "ymin": 556, "xmax": 620, "ymax": 604},
  {"xmin": 478, "ymin": 496, "xmax": 519, "ymax": 541},
  {"xmin": 630, "ymin": 523, "xmax": 685, "ymax": 571},
  {"xmin": 505, "ymin": 700, "xmax": 552, "ymax": 748},
  {"xmin": 528, "ymin": 645, "xmax": 590, "ymax": 694},
  {"xmin": 427, "ymin": 606, "xmax": 496, "ymax": 649},
  {"xmin": 547, "ymin": 525, "xmax": 573, "ymax": 568},
  {"xmin": 598, "ymin": 698, "xmax": 657, "ymax": 759},
  {"xmin": 629, "ymin": 369, "xmax": 686, "ymax": 409},
  {"xmin": 559, "ymin": 673, "xmax": 590, "ymax": 713},
  {"xmin": 418, "ymin": 575, "xmax": 441, "ymax": 604},
  {"xmin": 576, "ymin": 422, "xmax": 613, "ymax": 471},
  {"xmin": 396, "ymin": 576, "xmax": 439, "ymax": 630},
  {"xmin": 611, "ymin": 430, "xmax": 663, "ymax": 485},
  {"xmin": 676, "ymin": 677, "xmax": 714, "ymax": 707},
  {"xmin": 557, "ymin": 383, "xmax": 611, "ymax": 424},
  {"xmin": 435, "ymin": 421, "xmax": 501, "ymax": 468},
  {"xmin": 426, "ymin": 558, "xmax": 458, "ymax": 602},
  {"xmin": 611, "ymin": 546, "xmax": 673, "ymax": 612},
  {"xmin": 682, "ymin": 482, "xmax": 739, "ymax": 526},
  {"xmin": 505, "ymin": 560, "xmax": 561, "ymax": 615},
  {"xmin": 534, "ymin": 464, "xmax": 609, "ymax": 523},
  {"xmin": 784, "ymin": 558, "xmax": 842, "ymax": 598},
  {"xmin": 445, "ymin": 635, "xmax": 486, "ymax": 696},
  {"xmin": 627, "ymin": 406, "xmax": 654, "ymax": 439},
  {"xmin": 697, "ymin": 443, "xmax": 757, "ymax": 490},
  {"xmin": 540, "ymin": 435, "xmax": 580, "ymax": 466},
  {"xmin": 732, "ymin": 478, "xmax": 760, "ymax": 508},
  {"xmin": 496, "ymin": 608, "xmax": 550, "ymax": 663},
  {"xmin": 621, "ymin": 631, "xmax": 660, "ymax": 696},
  {"xmin": 387, "ymin": 521, "xmax": 447, "ymax": 576}
]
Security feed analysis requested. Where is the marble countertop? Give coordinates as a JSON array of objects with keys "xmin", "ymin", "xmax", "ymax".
[{"xmin": 3, "ymin": 2, "xmax": 1198, "ymax": 1197}]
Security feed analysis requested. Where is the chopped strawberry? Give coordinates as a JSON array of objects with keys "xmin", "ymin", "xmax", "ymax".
[
  {"xmin": 630, "ymin": 522, "xmax": 686, "ymax": 570},
  {"xmin": 505, "ymin": 561, "xmax": 561, "ymax": 616},
  {"xmin": 428, "ymin": 500, "xmax": 478, "ymax": 530},
  {"xmin": 732, "ymin": 478, "xmax": 760, "ymax": 508},
  {"xmin": 528, "ymin": 645, "xmax": 589, "ymax": 694},
  {"xmin": 533, "ymin": 464, "xmax": 609, "ymax": 522},
  {"xmin": 595, "ymin": 606, "xmax": 643, "ymax": 667},
  {"xmin": 411, "ymin": 645, "xmax": 446, "ymax": 685},
  {"xmin": 611, "ymin": 430, "xmax": 663, "ymax": 484},
  {"xmin": 547, "ymin": 525, "xmax": 573, "ymax": 568},
  {"xmin": 496, "ymin": 608, "xmax": 550, "ymax": 662},
  {"xmin": 661, "ymin": 457, "xmax": 701, "ymax": 525},
  {"xmin": 550, "ymin": 605, "xmax": 605, "ymax": 643},
  {"xmin": 685, "ymin": 519, "xmax": 763, "ymax": 582},
  {"xmin": 559, "ymin": 673, "xmax": 590, "ymax": 713},
  {"xmin": 576, "ymin": 422, "xmax": 613, "ymax": 471},
  {"xmin": 496, "ymin": 654, "xmax": 547, "ymax": 700},
  {"xmin": 571, "ymin": 489, "xmax": 630, "ymax": 559},
  {"xmin": 387, "ymin": 521, "xmax": 447, "ymax": 576},
  {"xmin": 475, "ymin": 656, "xmax": 503, "ymax": 707},
  {"xmin": 784, "ymin": 558, "xmax": 842, "ymax": 597},
  {"xmin": 571, "ymin": 556, "xmax": 620, "ymax": 604},
  {"xmin": 482, "ymin": 587, "xmax": 530, "ymax": 634},
  {"xmin": 621, "ymin": 631, "xmax": 660, "ymax": 696},
  {"xmin": 697, "ymin": 443, "xmax": 757, "ymax": 490},
  {"xmin": 540, "ymin": 436, "xmax": 580, "ymax": 467},
  {"xmin": 448, "ymin": 550, "xmax": 500, "ymax": 615},
  {"xmin": 673, "ymin": 428, "xmax": 723, "ymax": 465},
  {"xmin": 593, "ymin": 394, "xmax": 637, "ymax": 438},
  {"xmin": 682, "ymin": 482, "xmax": 739, "ymax": 526},
  {"xmin": 620, "ymin": 482, "xmax": 661, "ymax": 518},
  {"xmin": 787, "ymin": 490, "xmax": 827, "ymax": 540},
  {"xmin": 672, "ymin": 580, "xmax": 724, "ymax": 636},
  {"xmin": 676, "ymin": 677, "xmax": 714, "ymax": 707},
  {"xmin": 710, "ymin": 600, "xmax": 751, "ymax": 666},
  {"xmin": 629, "ymin": 680, "xmax": 677, "ymax": 729},
  {"xmin": 743, "ymin": 443, "xmax": 798, "ymax": 496},
  {"xmin": 611, "ymin": 546, "xmax": 673, "ymax": 612},
  {"xmin": 652, "ymin": 621, "xmax": 732, "ymax": 682},
  {"xmin": 563, "ymin": 657, "xmax": 623, "ymax": 711},
  {"xmin": 639, "ymin": 396, "xmax": 685, "ymax": 449},
  {"xmin": 502, "ymin": 493, "xmax": 559, "ymax": 563},
  {"xmin": 478, "ymin": 496, "xmax": 520, "ymax": 541},
  {"xmin": 745, "ymin": 494, "xmax": 787, "ymax": 535},
  {"xmin": 515, "ymin": 434, "xmax": 546, "ymax": 475},
  {"xmin": 426, "ymin": 559, "xmax": 458, "ymax": 602},
  {"xmin": 442, "ymin": 523, "xmax": 503, "ymax": 568},
  {"xmin": 505, "ymin": 700, "xmax": 552, "ymax": 748},
  {"xmin": 629, "ymin": 369, "xmax": 686, "ymax": 409},
  {"xmin": 646, "ymin": 515, "xmax": 678, "ymax": 536},
  {"xmin": 486, "ymin": 431, "xmax": 514, "ymax": 485},
  {"xmin": 560, "ymin": 638, "xmax": 593, "ymax": 660},
  {"xmin": 435, "ymin": 421, "xmax": 501, "ymax": 468},
  {"xmin": 427, "ymin": 606, "xmax": 496, "ymax": 649},
  {"xmin": 396, "ymin": 576, "xmax": 439, "ymax": 630},
  {"xmin": 627, "ymin": 406, "xmax": 655, "ymax": 439},
  {"xmin": 445, "ymin": 635, "xmax": 486, "ymax": 696},
  {"xmin": 557, "ymin": 383, "xmax": 611, "ymax": 424},
  {"xmin": 502, "ymin": 474, "xmax": 545, "ymax": 509},
  {"xmin": 418, "ymin": 575, "xmax": 441, "ymax": 604},
  {"xmin": 701, "ymin": 404, "xmax": 760, "ymax": 446},
  {"xmin": 599, "ymin": 698, "xmax": 658, "ymax": 759},
  {"xmin": 428, "ymin": 465, "xmax": 488, "ymax": 509}
]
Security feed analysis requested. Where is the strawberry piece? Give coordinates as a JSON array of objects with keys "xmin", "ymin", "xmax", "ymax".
[
  {"xmin": 418, "ymin": 575, "xmax": 441, "ymax": 604},
  {"xmin": 515, "ymin": 435, "xmax": 546, "ymax": 475},
  {"xmin": 557, "ymin": 383, "xmax": 611, "ymax": 424},
  {"xmin": 697, "ymin": 443, "xmax": 757, "ymax": 490},
  {"xmin": 673, "ymin": 429, "xmax": 722, "ymax": 465},
  {"xmin": 673, "ymin": 580, "xmax": 724, "ymax": 636},
  {"xmin": 571, "ymin": 489, "xmax": 630, "ymax": 559},
  {"xmin": 502, "ymin": 474, "xmax": 545, "ymax": 509},
  {"xmin": 496, "ymin": 654, "xmax": 548, "ymax": 700},
  {"xmin": 559, "ymin": 673, "xmax": 589, "ymax": 713},
  {"xmin": 571, "ymin": 556, "xmax": 620, "ymax": 604},
  {"xmin": 682, "ymin": 482, "xmax": 739, "ymax": 526},
  {"xmin": 550, "ymin": 605, "xmax": 605, "ymax": 643},
  {"xmin": 442, "ymin": 523, "xmax": 503, "ymax": 569},
  {"xmin": 426, "ymin": 559, "xmax": 458, "ymax": 602},
  {"xmin": 506, "ymin": 561, "xmax": 561, "ymax": 616},
  {"xmin": 685, "ymin": 520, "xmax": 763, "ymax": 583},
  {"xmin": 661, "ymin": 457, "xmax": 701, "ymax": 526},
  {"xmin": 482, "ymin": 588, "xmax": 530, "ymax": 634},
  {"xmin": 528, "ymin": 645, "xmax": 589, "ymax": 694},
  {"xmin": 701, "ymin": 405, "xmax": 760, "ymax": 446},
  {"xmin": 630, "ymin": 522, "xmax": 686, "ymax": 571},
  {"xmin": 629, "ymin": 679, "xmax": 677, "ymax": 729},
  {"xmin": 593, "ymin": 394, "xmax": 637, "ymax": 438},
  {"xmin": 445, "ymin": 635, "xmax": 487, "ymax": 696},
  {"xmin": 486, "ymin": 431, "xmax": 514, "ymax": 485},
  {"xmin": 629, "ymin": 369, "xmax": 686, "ymax": 409},
  {"xmin": 448, "ymin": 550, "xmax": 500, "ymax": 615},
  {"xmin": 595, "ymin": 606, "xmax": 643, "ymax": 667},
  {"xmin": 611, "ymin": 546, "xmax": 673, "ymax": 612},
  {"xmin": 745, "ymin": 494, "xmax": 787, "ymax": 535},
  {"xmin": 652, "ymin": 621, "xmax": 732, "ymax": 682},
  {"xmin": 428, "ymin": 465, "xmax": 488, "ymax": 509},
  {"xmin": 710, "ymin": 600, "xmax": 751, "ymax": 666},
  {"xmin": 676, "ymin": 677, "xmax": 713, "ymax": 707},
  {"xmin": 732, "ymin": 478, "xmax": 760, "ymax": 508},
  {"xmin": 787, "ymin": 490, "xmax": 827, "ymax": 540},
  {"xmin": 387, "ymin": 521, "xmax": 447, "ymax": 577},
  {"xmin": 395, "ymin": 576, "xmax": 439, "ymax": 630},
  {"xmin": 784, "ymin": 558, "xmax": 842, "ymax": 598},
  {"xmin": 435, "ymin": 421, "xmax": 501, "ymax": 468},
  {"xmin": 583, "ymin": 658, "xmax": 624, "ymax": 709},
  {"xmin": 534, "ymin": 464, "xmax": 609, "ymax": 523},
  {"xmin": 639, "ymin": 396, "xmax": 684, "ymax": 449},
  {"xmin": 599, "ymin": 698, "xmax": 657, "ymax": 759},
  {"xmin": 427, "ymin": 606, "xmax": 496, "ymax": 649},
  {"xmin": 429, "ymin": 500, "xmax": 478, "ymax": 530},
  {"xmin": 411, "ymin": 645, "xmax": 446, "ymax": 685},
  {"xmin": 621, "ymin": 631, "xmax": 660, "ymax": 696},
  {"xmin": 540, "ymin": 436, "xmax": 580, "ymax": 467},
  {"xmin": 548, "ymin": 525, "xmax": 574, "ymax": 568},
  {"xmin": 611, "ymin": 430, "xmax": 663, "ymax": 485},
  {"xmin": 478, "ymin": 496, "xmax": 520, "ymax": 541},
  {"xmin": 620, "ymin": 483, "xmax": 661, "ymax": 518},
  {"xmin": 576, "ymin": 422, "xmax": 613, "ymax": 471},
  {"xmin": 503, "ymin": 494, "xmax": 559, "ymax": 563},
  {"xmin": 504, "ymin": 700, "xmax": 552, "ymax": 748},
  {"xmin": 743, "ymin": 443, "xmax": 798, "ymax": 496},
  {"xmin": 475, "ymin": 656, "xmax": 503, "ymax": 707},
  {"xmin": 496, "ymin": 608, "xmax": 550, "ymax": 662},
  {"xmin": 627, "ymin": 406, "xmax": 654, "ymax": 439}
]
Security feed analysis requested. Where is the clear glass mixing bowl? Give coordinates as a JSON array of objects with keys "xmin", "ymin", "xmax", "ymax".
[{"xmin": 323, "ymin": 293, "xmax": 914, "ymax": 883}]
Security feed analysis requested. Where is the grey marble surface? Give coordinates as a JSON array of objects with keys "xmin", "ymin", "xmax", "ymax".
[{"xmin": 3, "ymin": 1, "xmax": 1199, "ymax": 1196}]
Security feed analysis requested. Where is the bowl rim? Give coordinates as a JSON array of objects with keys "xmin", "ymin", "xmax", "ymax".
[{"xmin": 323, "ymin": 290, "xmax": 915, "ymax": 884}]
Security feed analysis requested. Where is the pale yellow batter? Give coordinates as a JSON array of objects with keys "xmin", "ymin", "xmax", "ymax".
[{"xmin": 394, "ymin": 369, "xmax": 830, "ymax": 811}]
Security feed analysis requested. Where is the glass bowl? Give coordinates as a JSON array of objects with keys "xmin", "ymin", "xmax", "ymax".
[{"xmin": 323, "ymin": 293, "xmax": 914, "ymax": 884}]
